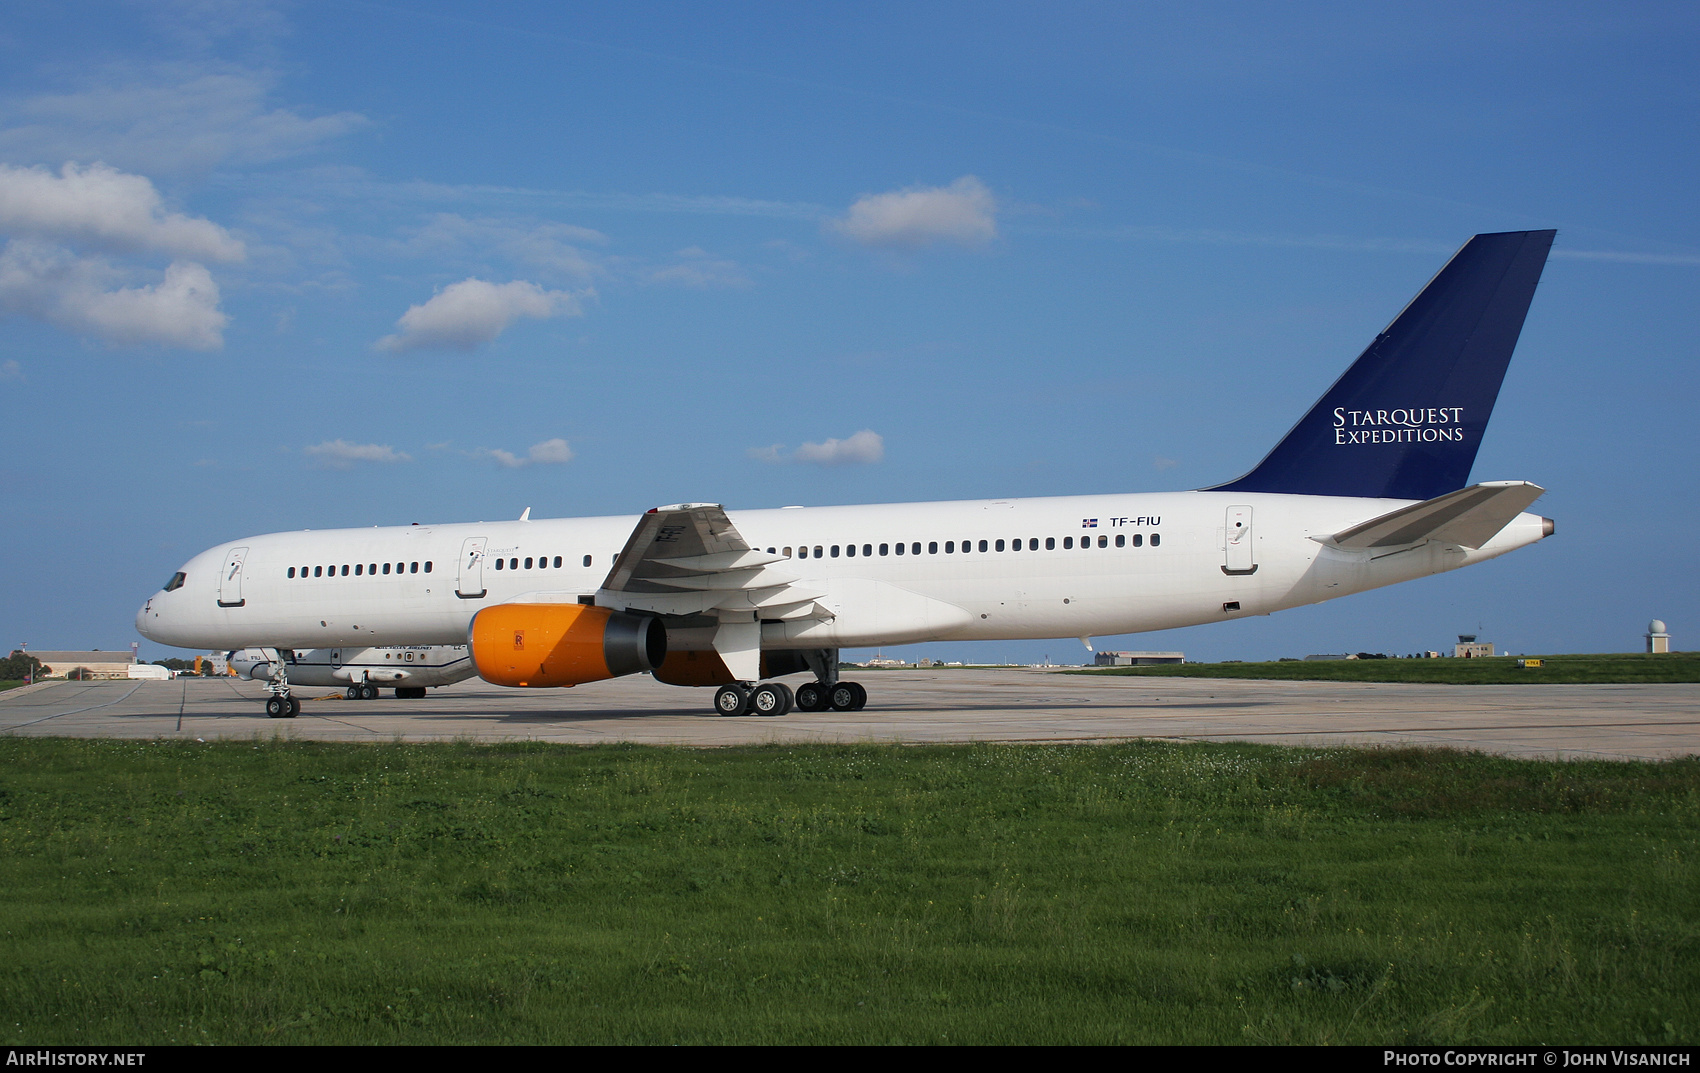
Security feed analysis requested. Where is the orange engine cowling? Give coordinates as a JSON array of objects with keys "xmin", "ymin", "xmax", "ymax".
[{"xmin": 468, "ymin": 603, "xmax": 666, "ymax": 687}]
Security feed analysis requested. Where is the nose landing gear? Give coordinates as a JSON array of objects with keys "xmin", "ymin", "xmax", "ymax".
[{"xmin": 259, "ymin": 649, "xmax": 300, "ymax": 717}]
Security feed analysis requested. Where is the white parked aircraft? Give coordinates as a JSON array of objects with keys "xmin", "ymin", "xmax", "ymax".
[
  {"xmin": 138, "ymin": 231, "xmax": 1558, "ymax": 719},
  {"xmin": 228, "ymin": 645, "xmax": 475, "ymax": 700}
]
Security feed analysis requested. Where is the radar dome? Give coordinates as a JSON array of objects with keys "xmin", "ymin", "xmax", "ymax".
[{"xmin": 1649, "ymin": 620, "xmax": 1668, "ymax": 635}]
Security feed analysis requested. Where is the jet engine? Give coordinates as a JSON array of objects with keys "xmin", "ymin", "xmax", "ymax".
[{"xmin": 468, "ymin": 603, "xmax": 665, "ymax": 687}]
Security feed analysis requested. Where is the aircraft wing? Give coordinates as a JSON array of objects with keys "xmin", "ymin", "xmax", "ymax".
[
  {"xmin": 597, "ymin": 503, "xmax": 828, "ymax": 619},
  {"xmin": 1322, "ymin": 481, "xmax": 1546, "ymax": 550}
]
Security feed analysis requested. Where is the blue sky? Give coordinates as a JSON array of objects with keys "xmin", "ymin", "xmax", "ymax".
[{"xmin": 1, "ymin": 1, "xmax": 1695, "ymax": 663}]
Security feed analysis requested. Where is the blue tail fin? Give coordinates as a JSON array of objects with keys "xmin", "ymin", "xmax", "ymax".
[{"xmin": 1208, "ymin": 229, "xmax": 1555, "ymax": 501}]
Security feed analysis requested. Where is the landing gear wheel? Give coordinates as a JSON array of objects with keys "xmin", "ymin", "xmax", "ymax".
[
  {"xmin": 750, "ymin": 682, "xmax": 793, "ymax": 717},
  {"xmin": 360, "ymin": 683, "xmax": 379, "ymax": 700},
  {"xmin": 794, "ymin": 681, "xmax": 830, "ymax": 712},
  {"xmin": 829, "ymin": 681, "xmax": 867, "ymax": 711},
  {"xmin": 266, "ymin": 696, "xmax": 285, "ymax": 718},
  {"xmin": 714, "ymin": 684, "xmax": 751, "ymax": 716},
  {"xmin": 345, "ymin": 685, "xmax": 361, "ymax": 700},
  {"xmin": 286, "ymin": 697, "xmax": 300, "ymax": 718}
]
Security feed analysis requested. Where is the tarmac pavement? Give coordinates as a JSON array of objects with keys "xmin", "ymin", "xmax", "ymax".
[{"xmin": 3, "ymin": 669, "xmax": 1696, "ymax": 761}]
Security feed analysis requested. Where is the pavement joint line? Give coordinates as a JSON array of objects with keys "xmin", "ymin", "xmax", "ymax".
[{"xmin": 1, "ymin": 682, "xmax": 144, "ymax": 733}]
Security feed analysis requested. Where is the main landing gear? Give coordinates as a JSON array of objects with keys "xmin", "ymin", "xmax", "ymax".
[
  {"xmin": 344, "ymin": 682, "xmax": 381, "ymax": 700},
  {"xmin": 262, "ymin": 655, "xmax": 300, "ymax": 718},
  {"xmin": 712, "ymin": 679, "xmax": 867, "ymax": 716}
]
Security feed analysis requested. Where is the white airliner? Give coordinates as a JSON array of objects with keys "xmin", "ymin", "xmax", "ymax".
[
  {"xmin": 228, "ymin": 645, "xmax": 475, "ymax": 699},
  {"xmin": 138, "ymin": 231, "xmax": 1558, "ymax": 719}
]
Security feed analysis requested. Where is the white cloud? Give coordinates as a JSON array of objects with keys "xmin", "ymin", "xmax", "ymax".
[
  {"xmin": 391, "ymin": 214, "xmax": 606, "ymax": 282},
  {"xmin": 752, "ymin": 429, "xmax": 885, "ymax": 466},
  {"xmin": 374, "ymin": 278, "xmax": 579, "ymax": 353},
  {"xmin": 831, "ymin": 176, "xmax": 997, "ymax": 249},
  {"xmin": 0, "ymin": 241, "xmax": 227, "ymax": 349},
  {"xmin": 0, "ymin": 67, "xmax": 367, "ymax": 174},
  {"xmin": 481, "ymin": 438, "xmax": 575, "ymax": 469},
  {"xmin": 304, "ymin": 440, "xmax": 412, "ymax": 469},
  {"xmin": 0, "ymin": 162, "xmax": 243, "ymax": 261},
  {"xmin": 649, "ymin": 246, "xmax": 751, "ymax": 288}
]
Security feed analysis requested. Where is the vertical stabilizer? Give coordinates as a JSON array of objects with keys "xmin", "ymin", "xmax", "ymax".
[{"xmin": 1208, "ymin": 229, "xmax": 1555, "ymax": 501}]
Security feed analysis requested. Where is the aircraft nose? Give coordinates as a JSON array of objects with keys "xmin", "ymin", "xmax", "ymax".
[{"xmin": 135, "ymin": 597, "xmax": 156, "ymax": 639}]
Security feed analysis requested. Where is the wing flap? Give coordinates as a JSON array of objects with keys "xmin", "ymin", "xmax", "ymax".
[{"xmin": 600, "ymin": 503, "xmax": 832, "ymax": 627}]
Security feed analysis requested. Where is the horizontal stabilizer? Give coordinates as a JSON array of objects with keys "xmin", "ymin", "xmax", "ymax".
[{"xmin": 1323, "ymin": 481, "xmax": 1545, "ymax": 550}]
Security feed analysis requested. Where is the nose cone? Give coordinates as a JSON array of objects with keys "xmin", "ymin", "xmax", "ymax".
[{"xmin": 135, "ymin": 597, "xmax": 158, "ymax": 640}]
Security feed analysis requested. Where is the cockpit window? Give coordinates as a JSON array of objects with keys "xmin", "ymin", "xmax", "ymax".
[{"xmin": 163, "ymin": 572, "xmax": 186, "ymax": 592}]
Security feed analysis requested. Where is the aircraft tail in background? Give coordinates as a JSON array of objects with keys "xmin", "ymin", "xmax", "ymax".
[{"xmin": 1209, "ymin": 229, "xmax": 1556, "ymax": 501}]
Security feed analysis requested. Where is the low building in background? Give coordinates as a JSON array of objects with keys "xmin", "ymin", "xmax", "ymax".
[
  {"xmin": 1455, "ymin": 634, "xmax": 1495, "ymax": 658},
  {"xmin": 1093, "ymin": 651, "xmax": 1185, "ymax": 666},
  {"xmin": 30, "ymin": 651, "xmax": 136, "ymax": 679},
  {"xmin": 1304, "ymin": 654, "xmax": 1357, "ymax": 661}
]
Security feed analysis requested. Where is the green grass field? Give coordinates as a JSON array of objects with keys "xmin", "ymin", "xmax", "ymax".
[
  {"xmin": 1, "ymin": 738, "xmax": 1695, "ymax": 1044},
  {"xmin": 1069, "ymin": 651, "xmax": 1700, "ymax": 685}
]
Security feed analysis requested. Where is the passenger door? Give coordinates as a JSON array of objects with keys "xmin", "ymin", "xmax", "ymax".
[
  {"xmin": 457, "ymin": 537, "xmax": 488, "ymax": 599},
  {"xmin": 1223, "ymin": 506, "xmax": 1257, "ymax": 575},
  {"xmin": 218, "ymin": 547, "xmax": 248, "ymax": 607}
]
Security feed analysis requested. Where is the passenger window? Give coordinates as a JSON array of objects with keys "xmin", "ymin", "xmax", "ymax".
[
  {"xmin": 830, "ymin": 545, "xmax": 840, "ymax": 558},
  {"xmin": 995, "ymin": 539, "xmax": 1005, "ymax": 552},
  {"xmin": 509, "ymin": 558, "xmax": 518, "ymax": 570},
  {"xmin": 424, "ymin": 561, "xmax": 432, "ymax": 573},
  {"xmin": 495, "ymin": 558, "xmax": 504, "ymax": 570},
  {"xmin": 798, "ymin": 547, "xmax": 808, "ymax": 559},
  {"xmin": 355, "ymin": 564, "xmax": 363, "ymax": 575},
  {"xmin": 1132, "ymin": 534, "xmax": 1143, "ymax": 547},
  {"xmin": 1045, "ymin": 537, "xmax": 1055, "ymax": 550},
  {"xmin": 978, "ymin": 540, "xmax": 988, "ymax": 552},
  {"xmin": 813, "ymin": 546, "xmax": 822, "ymax": 558},
  {"xmin": 945, "ymin": 541, "xmax": 955, "ymax": 553},
  {"xmin": 314, "ymin": 566, "xmax": 323, "ymax": 577},
  {"xmin": 1098, "ymin": 535, "xmax": 1107, "ymax": 548},
  {"xmin": 554, "ymin": 556, "xmax": 562, "ymax": 568},
  {"xmin": 396, "ymin": 563, "xmax": 404, "ymax": 574},
  {"xmin": 583, "ymin": 555, "xmax": 592, "ymax": 567},
  {"xmin": 1151, "ymin": 533, "xmax": 1161, "ymax": 547},
  {"xmin": 1064, "ymin": 537, "xmax": 1073, "ymax": 549},
  {"xmin": 1027, "ymin": 538, "xmax": 1036, "ymax": 551},
  {"xmin": 879, "ymin": 544, "xmax": 889, "ymax": 556},
  {"xmin": 895, "ymin": 542, "xmax": 905, "ymax": 556},
  {"xmin": 287, "ymin": 567, "xmax": 295, "ymax": 579},
  {"xmin": 382, "ymin": 563, "xmax": 390, "ymax": 574},
  {"xmin": 929, "ymin": 541, "xmax": 938, "ymax": 554},
  {"xmin": 846, "ymin": 544, "xmax": 856, "ymax": 557},
  {"xmin": 863, "ymin": 544, "xmax": 872, "ymax": 557},
  {"xmin": 525, "ymin": 557, "xmax": 533, "ymax": 569},
  {"xmin": 783, "ymin": 547, "xmax": 792, "ymax": 558},
  {"xmin": 1115, "ymin": 534, "xmax": 1125, "ymax": 548},
  {"xmin": 341, "ymin": 565, "xmax": 349, "ymax": 576},
  {"xmin": 411, "ymin": 562, "xmax": 419, "ymax": 573},
  {"xmin": 912, "ymin": 543, "xmax": 921, "ymax": 555}
]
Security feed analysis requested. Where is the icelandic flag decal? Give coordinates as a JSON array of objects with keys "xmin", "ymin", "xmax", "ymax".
[{"xmin": 1082, "ymin": 518, "xmax": 1097, "ymax": 528}]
